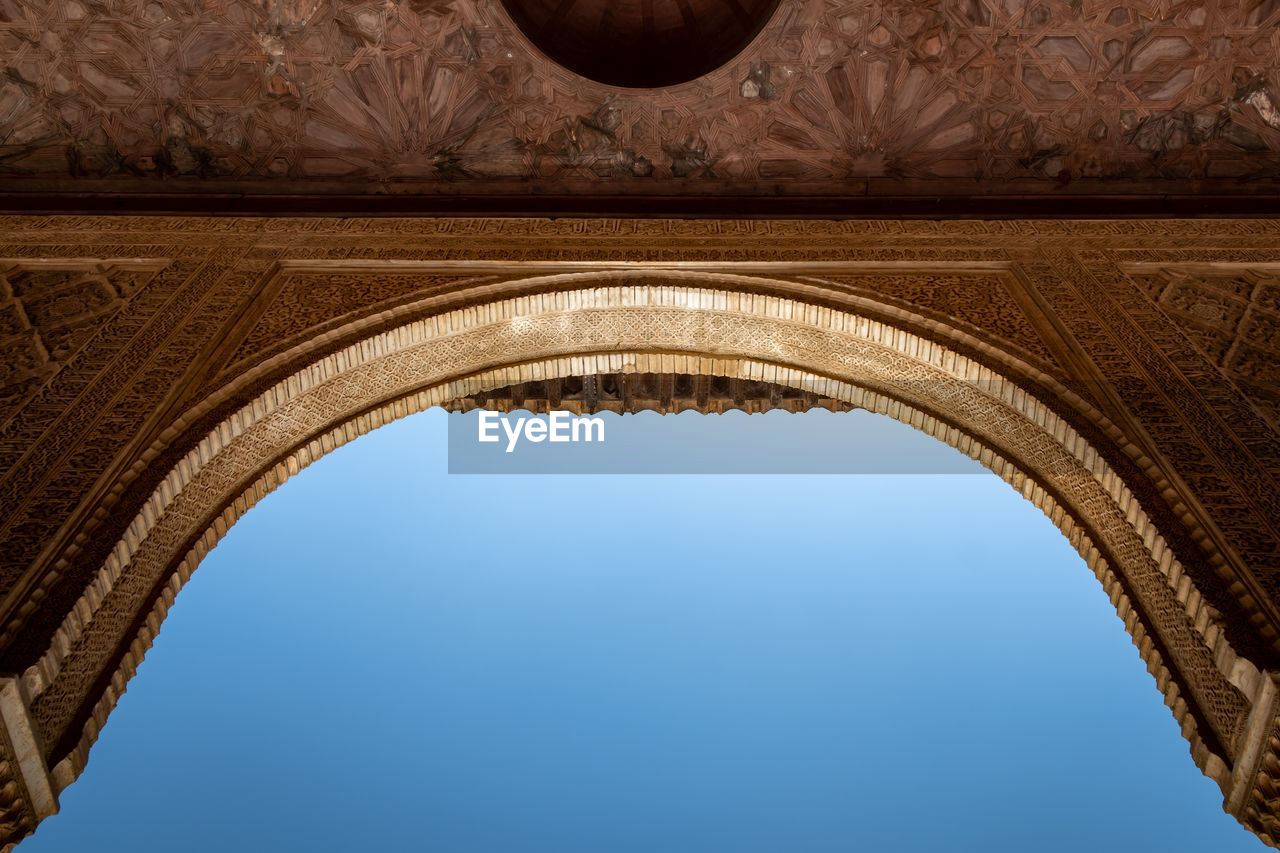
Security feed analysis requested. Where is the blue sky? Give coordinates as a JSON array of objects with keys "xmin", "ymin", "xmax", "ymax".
[{"xmin": 22, "ymin": 408, "xmax": 1265, "ymax": 852}]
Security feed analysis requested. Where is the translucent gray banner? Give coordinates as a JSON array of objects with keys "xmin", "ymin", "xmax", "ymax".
[{"xmin": 447, "ymin": 408, "xmax": 987, "ymax": 474}]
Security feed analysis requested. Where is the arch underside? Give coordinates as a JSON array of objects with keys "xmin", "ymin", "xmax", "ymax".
[
  {"xmin": 2, "ymin": 278, "xmax": 1279, "ymax": 849},
  {"xmin": 445, "ymin": 371, "xmax": 857, "ymax": 414}
]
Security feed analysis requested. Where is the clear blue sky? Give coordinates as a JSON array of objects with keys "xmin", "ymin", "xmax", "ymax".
[{"xmin": 22, "ymin": 408, "xmax": 1265, "ymax": 852}]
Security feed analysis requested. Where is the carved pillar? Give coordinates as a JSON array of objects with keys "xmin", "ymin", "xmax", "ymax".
[{"xmin": 0, "ymin": 676, "xmax": 57, "ymax": 849}]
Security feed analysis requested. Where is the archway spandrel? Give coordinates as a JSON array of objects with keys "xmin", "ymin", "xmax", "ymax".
[{"xmin": 1010, "ymin": 249, "xmax": 1280, "ymax": 648}]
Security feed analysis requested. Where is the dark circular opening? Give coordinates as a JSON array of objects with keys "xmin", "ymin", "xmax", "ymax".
[{"xmin": 500, "ymin": 0, "xmax": 782, "ymax": 88}]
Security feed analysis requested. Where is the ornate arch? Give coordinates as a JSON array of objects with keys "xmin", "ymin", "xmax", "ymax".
[{"xmin": 3, "ymin": 280, "xmax": 1277, "ymax": 848}]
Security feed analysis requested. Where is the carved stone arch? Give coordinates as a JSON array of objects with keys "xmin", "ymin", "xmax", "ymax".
[
  {"xmin": 89, "ymin": 265, "xmax": 1135, "ymax": 535},
  {"xmin": 3, "ymin": 281, "xmax": 1278, "ymax": 850}
]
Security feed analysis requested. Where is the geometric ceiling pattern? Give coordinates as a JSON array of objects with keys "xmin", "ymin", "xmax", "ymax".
[{"xmin": 1, "ymin": 0, "xmax": 1278, "ymax": 200}]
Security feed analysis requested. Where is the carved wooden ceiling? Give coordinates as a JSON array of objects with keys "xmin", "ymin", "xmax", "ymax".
[{"xmin": 0, "ymin": 0, "xmax": 1278, "ymax": 211}]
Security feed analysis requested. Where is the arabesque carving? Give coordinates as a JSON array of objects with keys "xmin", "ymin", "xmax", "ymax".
[{"xmin": 0, "ymin": 1, "xmax": 1277, "ymax": 203}]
